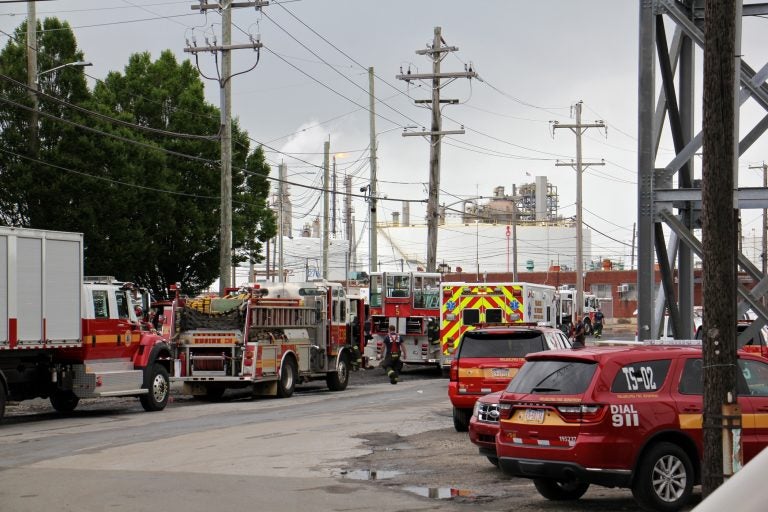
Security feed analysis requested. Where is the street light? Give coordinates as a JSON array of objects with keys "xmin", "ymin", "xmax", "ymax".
[
  {"xmin": 30, "ymin": 61, "xmax": 92, "ymax": 156},
  {"xmin": 36, "ymin": 60, "xmax": 92, "ymax": 80}
]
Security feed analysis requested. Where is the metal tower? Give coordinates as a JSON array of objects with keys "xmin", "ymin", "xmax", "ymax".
[{"xmin": 637, "ymin": 1, "xmax": 768, "ymax": 341}]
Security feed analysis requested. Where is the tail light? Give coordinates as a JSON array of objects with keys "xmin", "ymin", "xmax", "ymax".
[
  {"xmin": 449, "ymin": 359, "xmax": 459, "ymax": 382},
  {"xmin": 555, "ymin": 404, "xmax": 606, "ymax": 423}
]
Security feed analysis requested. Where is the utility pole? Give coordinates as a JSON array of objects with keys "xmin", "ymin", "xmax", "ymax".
[
  {"xmin": 701, "ymin": 0, "xmax": 739, "ymax": 496},
  {"xmin": 278, "ymin": 162, "xmax": 286, "ymax": 283},
  {"xmin": 553, "ymin": 101, "xmax": 605, "ymax": 322},
  {"xmin": 332, "ymin": 155, "xmax": 337, "ymax": 238},
  {"xmin": 27, "ymin": 1, "xmax": 37, "ymax": 157},
  {"xmin": 344, "ymin": 174, "xmax": 354, "ymax": 276},
  {"xmin": 750, "ymin": 162, "xmax": 768, "ymax": 277},
  {"xmin": 368, "ymin": 67, "xmax": 378, "ymax": 273},
  {"xmin": 397, "ymin": 27, "xmax": 476, "ymax": 272},
  {"xmin": 323, "ymin": 140, "xmax": 330, "ymax": 280},
  {"xmin": 186, "ymin": 0, "xmax": 266, "ymax": 294}
]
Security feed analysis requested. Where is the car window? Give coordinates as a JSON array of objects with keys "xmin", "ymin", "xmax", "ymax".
[
  {"xmin": 611, "ymin": 359, "xmax": 671, "ymax": 393},
  {"xmin": 678, "ymin": 358, "xmax": 703, "ymax": 395},
  {"xmin": 543, "ymin": 331, "xmax": 570, "ymax": 350},
  {"xmin": 739, "ymin": 358, "xmax": 768, "ymax": 397},
  {"xmin": 506, "ymin": 360, "xmax": 597, "ymax": 394},
  {"xmin": 679, "ymin": 357, "xmax": 754, "ymax": 396},
  {"xmin": 458, "ymin": 332, "xmax": 546, "ymax": 358}
]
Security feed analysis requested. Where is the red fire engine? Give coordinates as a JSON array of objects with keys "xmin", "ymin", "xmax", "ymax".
[
  {"xmin": 164, "ymin": 280, "xmax": 365, "ymax": 399},
  {"xmin": 366, "ymin": 271, "xmax": 441, "ymax": 368}
]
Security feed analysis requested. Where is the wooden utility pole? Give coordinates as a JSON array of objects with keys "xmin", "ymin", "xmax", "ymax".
[
  {"xmin": 186, "ymin": 0, "xmax": 266, "ymax": 294},
  {"xmin": 27, "ymin": 1, "xmax": 38, "ymax": 157},
  {"xmin": 323, "ymin": 140, "xmax": 330, "ymax": 279},
  {"xmin": 553, "ymin": 101, "xmax": 605, "ymax": 321},
  {"xmin": 397, "ymin": 27, "xmax": 476, "ymax": 272},
  {"xmin": 701, "ymin": 0, "xmax": 739, "ymax": 496},
  {"xmin": 368, "ymin": 67, "xmax": 378, "ymax": 273}
]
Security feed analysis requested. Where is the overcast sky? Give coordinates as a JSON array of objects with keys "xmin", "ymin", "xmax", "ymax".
[{"xmin": 3, "ymin": 0, "xmax": 768, "ymax": 268}]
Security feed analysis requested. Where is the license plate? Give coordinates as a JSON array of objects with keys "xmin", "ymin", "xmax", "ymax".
[
  {"xmin": 523, "ymin": 409, "xmax": 545, "ymax": 424},
  {"xmin": 491, "ymin": 368, "xmax": 509, "ymax": 377}
]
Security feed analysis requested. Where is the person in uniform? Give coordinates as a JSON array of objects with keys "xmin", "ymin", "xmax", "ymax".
[
  {"xmin": 382, "ymin": 325, "xmax": 404, "ymax": 384},
  {"xmin": 572, "ymin": 318, "xmax": 586, "ymax": 348}
]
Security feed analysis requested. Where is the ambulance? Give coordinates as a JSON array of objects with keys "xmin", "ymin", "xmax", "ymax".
[{"xmin": 439, "ymin": 282, "xmax": 557, "ymax": 370}]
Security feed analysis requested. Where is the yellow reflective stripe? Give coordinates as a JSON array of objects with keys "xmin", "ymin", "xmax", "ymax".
[{"xmin": 679, "ymin": 413, "xmax": 703, "ymax": 429}]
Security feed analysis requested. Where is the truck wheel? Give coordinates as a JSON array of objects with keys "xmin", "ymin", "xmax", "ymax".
[
  {"xmin": 452, "ymin": 407, "xmax": 471, "ymax": 432},
  {"xmin": 327, "ymin": 354, "xmax": 350, "ymax": 392},
  {"xmin": 631, "ymin": 442, "xmax": 693, "ymax": 512},
  {"xmin": 277, "ymin": 357, "xmax": 297, "ymax": 398},
  {"xmin": 140, "ymin": 363, "xmax": 170, "ymax": 412},
  {"xmin": 50, "ymin": 390, "xmax": 79, "ymax": 413},
  {"xmin": 533, "ymin": 478, "xmax": 590, "ymax": 501}
]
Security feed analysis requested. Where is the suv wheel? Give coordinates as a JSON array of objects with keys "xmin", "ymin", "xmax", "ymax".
[
  {"xmin": 632, "ymin": 442, "xmax": 693, "ymax": 512},
  {"xmin": 533, "ymin": 478, "xmax": 590, "ymax": 501},
  {"xmin": 452, "ymin": 406, "xmax": 471, "ymax": 432}
]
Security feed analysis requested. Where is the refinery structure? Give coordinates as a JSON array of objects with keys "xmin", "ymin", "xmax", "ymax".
[{"xmin": 249, "ymin": 175, "xmax": 617, "ymax": 283}]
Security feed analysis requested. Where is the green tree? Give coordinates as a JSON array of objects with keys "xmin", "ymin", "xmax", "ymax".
[
  {"xmin": 91, "ymin": 50, "xmax": 276, "ymax": 296},
  {"xmin": 0, "ymin": 20, "xmax": 276, "ymax": 297},
  {"xmin": 0, "ymin": 17, "xmax": 90, "ymax": 226}
]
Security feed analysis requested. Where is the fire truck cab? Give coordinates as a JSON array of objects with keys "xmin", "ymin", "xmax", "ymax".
[{"xmin": 366, "ymin": 272, "xmax": 441, "ymax": 368}]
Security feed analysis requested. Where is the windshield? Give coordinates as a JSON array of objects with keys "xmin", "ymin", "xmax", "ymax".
[
  {"xmin": 506, "ymin": 360, "xmax": 597, "ymax": 394},
  {"xmin": 458, "ymin": 331, "xmax": 546, "ymax": 358}
]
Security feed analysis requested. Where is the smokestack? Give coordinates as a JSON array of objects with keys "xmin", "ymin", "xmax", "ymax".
[
  {"xmin": 535, "ymin": 176, "xmax": 547, "ymax": 221},
  {"xmin": 402, "ymin": 201, "xmax": 410, "ymax": 226}
]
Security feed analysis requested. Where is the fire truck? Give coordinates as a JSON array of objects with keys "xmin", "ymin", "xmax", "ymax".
[
  {"xmin": 366, "ymin": 271, "xmax": 441, "ymax": 368},
  {"xmin": 163, "ymin": 280, "xmax": 365, "ymax": 399},
  {"xmin": 439, "ymin": 282, "xmax": 557, "ymax": 370},
  {"xmin": 0, "ymin": 227, "xmax": 172, "ymax": 422},
  {"xmin": 556, "ymin": 286, "xmax": 601, "ymax": 335}
]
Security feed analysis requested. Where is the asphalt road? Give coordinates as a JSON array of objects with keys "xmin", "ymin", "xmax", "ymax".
[{"xmin": 1, "ymin": 332, "xmax": 681, "ymax": 512}]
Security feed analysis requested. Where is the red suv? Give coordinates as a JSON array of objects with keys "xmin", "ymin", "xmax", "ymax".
[
  {"xmin": 468, "ymin": 390, "xmax": 503, "ymax": 466},
  {"xmin": 496, "ymin": 345, "xmax": 768, "ymax": 511},
  {"xmin": 448, "ymin": 324, "xmax": 571, "ymax": 431}
]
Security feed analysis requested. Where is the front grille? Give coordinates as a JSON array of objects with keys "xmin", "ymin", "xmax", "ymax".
[{"xmin": 477, "ymin": 402, "xmax": 500, "ymax": 423}]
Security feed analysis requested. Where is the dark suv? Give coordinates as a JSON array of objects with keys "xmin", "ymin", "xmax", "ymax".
[{"xmin": 448, "ymin": 324, "xmax": 571, "ymax": 431}]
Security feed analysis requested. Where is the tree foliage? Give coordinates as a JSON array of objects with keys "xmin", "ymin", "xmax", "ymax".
[{"xmin": 0, "ymin": 19, "xmax": 276, "ymax": 297}]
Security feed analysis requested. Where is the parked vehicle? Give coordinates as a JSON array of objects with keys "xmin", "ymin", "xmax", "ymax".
[
  {"xmin": 556, "ymin": 286, "xmax": 601, "ymax": 335},
  {"xmin": 496, "ymin": 345, "xmax": 768, "ymax": 511},
  {"xmin": 163, "ymin": 280, "xmax": 365, "ymax": 399},
  {"xmin": 366, "ymin": 272, "xmax": 441, "ymax": 368},
  {"xmin": 695, "ymin": 320, "xmax": 768, "ymax": 359},
  {"xmin": 468, "ymin": 390, "xmax": 503, "ymax": 466},
  {"xmin": 440, "ymin": 282, "xmax": 558, "ymax": 371},
  {"xmin": 448, "ymin": 324, "xmax": 570, "ymax": 431},
  {"xmin": 0, "ymin": 227, "xmax": 171, "ymax": 421}
]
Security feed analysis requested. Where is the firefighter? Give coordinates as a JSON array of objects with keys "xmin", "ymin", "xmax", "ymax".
[
  {"xmin": 349, "ymin": 315, "xmax": 363, "ymax": 370},
  {"xmin": 593, "ymin": 308, "xmax": 605, "ymax": 338},
  {"xmin": 382, "ymin": 325, "xmax": 404, "ymax": 384},
  {"xmin": 572, "ymin": 318, "xmax": 586, "ymax": 348},
  {"xmin": 427, "ymin": 317, "xmax": 440, "ymax": 346}
]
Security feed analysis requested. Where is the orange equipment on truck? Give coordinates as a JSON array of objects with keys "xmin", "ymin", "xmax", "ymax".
[
  {"xmin": 439, "ymin": 282, "xmax": 557, "ymax": 371},
  {"xmin": 164, "ymin": 280, "xmax": 365, "ymax": 399},
  {"xmin": 0, "ymin": 227, "xmax": 172, "ymax": 422}
]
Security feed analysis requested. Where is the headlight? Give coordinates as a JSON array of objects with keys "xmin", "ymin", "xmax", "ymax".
[{"xmin": 473, "ymin": 400, "xmax": 482, "ymax": 418}]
